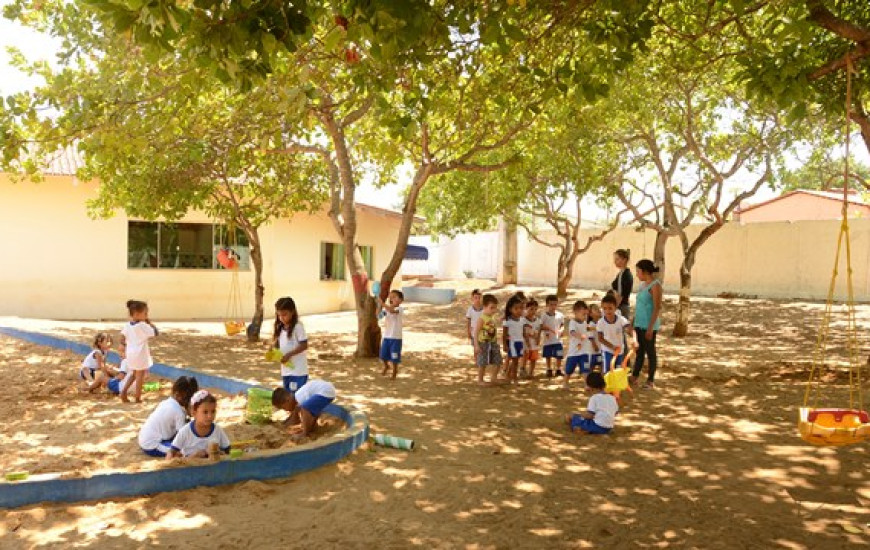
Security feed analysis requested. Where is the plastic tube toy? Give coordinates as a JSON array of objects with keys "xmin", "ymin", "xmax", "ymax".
[{"xmin": 373, "ymin": 434, "xmax": 415, "ymax": 451}]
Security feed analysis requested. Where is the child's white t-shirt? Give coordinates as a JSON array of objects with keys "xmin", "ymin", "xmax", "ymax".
[
  {"xmin": 540, "ymin": 311, "xmax": 564, "ymax": 347},
  {"xmin": 596, "ymin": 315, "xmax": 630, "ymax": 354},
  {"xmin": 503, "ymin": 316, "xmax": 527, "ymax": 344},
  {"xmin": 586, "ymin": 320, "xmax": 600, "ymax": 353},
  {"xmin": 383, "ymin": 307, "xmax": 403, "ymax": 340},
  {"xmin": 567, "ymin": 319, "xmax": 594, "ymax": 357},
  {"xmin": 278, "ymin": 322, "xmax": 308, "ymax": 377},
  {"xmin": 81, "ymin": 349, "xmax": 105, "ymax": 369},
  {"xmin": 524, "ymin": 316, "xmax": 542, "ymax": 351},
  {"xmin": 588, "ymin": 392, "xmax": 619, "ymax": 428},
  {"xmin": 294, "ymin": 379, "xmax": 336, "ymax": 402},
  {"xmin": 466, "ymin": 306, "xmax": 484, "ymax": 340},
  {"xmin": 122, "ymin": 321, "xmax": 156, "ymax": 371},
  {"xmin": 170, "ymin": 421, "xmax": 231, "ymax": 457},
  {"xmin": 139, "ymin": 397, "xmax": 187, "ymax": 449}
]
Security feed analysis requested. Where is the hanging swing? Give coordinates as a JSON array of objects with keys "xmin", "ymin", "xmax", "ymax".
[
  {"xmin": 799, "ymin": 57, "xmax": 870, "ymax": 446},
  {"xmin": 222, "ymin": 223, "xmax": 246, "ymax": 337}
]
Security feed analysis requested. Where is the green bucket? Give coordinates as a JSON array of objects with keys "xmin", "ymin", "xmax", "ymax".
[{"xmin": 246, "ymin": 387, "xmax": 273, "ymax": 425}]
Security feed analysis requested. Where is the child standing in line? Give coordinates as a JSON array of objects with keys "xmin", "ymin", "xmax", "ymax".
[
  {"xmin": 564, "ymin": 301, "xmax": 597, "ymax": 389},
  {"xmin": 80, "ymin": 332, "xmax": 112, "ymax": 393},
  {"xmin": 522, "ymin": 298, "xmax": 542, "ymax": 379},
  {"xmin": 565, "ymin": 371, "xmax": 619, "ymax": 435},
  {"xmin": 588, "ymin": 303, "xmax": 603, "ymax": 369},
  {"xmin": 502, "ymin": 295, "xmax": 527, "ymax": 385},
  {"xmin": 271, "ymin": 296, "xmax": 309, "ymax": 393},
  {"xmin": 540, "ymin": 295, "xmax": 565, "ymax": 378},
  {"xmin": 167, "ymin": 390, "xmax": 231, "ymax": 459},
  {"xmin": 272, "ymin": 378, "xmax": 336, "ymax": 441},
  {"xmin": 597, "ymin": 294, "xmax": 635, "ymax": 373},
  {"xmin": 120, "ymin": 300, "xmax": 158, "ymax": 403},
  {"xmin": 466, "ymin": 289, "xmax": 484, "ymax": 365},
  {"xmin": 379, "ymin": 290, "xmax": 404, "ymax": 379},
  {"xmin": 138, "ymin": 376, "xmax": 199, "ymax": 457},
  {"xmin": 474, "ymin": 294, "xmax": 502, "ymax": 385}
]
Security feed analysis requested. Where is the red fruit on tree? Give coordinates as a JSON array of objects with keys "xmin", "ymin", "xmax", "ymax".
[
  {"xmin": 334, "ymin": 15, "xmax": 349, "ymax": 30},
  {"xmin": 344, "ymin": 48, "xmax": 360, "ymax": 64}
]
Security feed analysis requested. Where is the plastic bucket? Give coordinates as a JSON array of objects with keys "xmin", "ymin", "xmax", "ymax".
[{"xmin": 246, "ymin": 387, "xmax": 273, "ymax": 425}]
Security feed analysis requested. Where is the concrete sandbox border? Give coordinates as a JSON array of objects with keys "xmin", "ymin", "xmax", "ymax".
[{"xmin": 0, "ymin": 326, "xmax": 369, "ymax": 509}]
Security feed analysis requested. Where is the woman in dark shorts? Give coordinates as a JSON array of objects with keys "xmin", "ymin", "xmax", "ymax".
[{"xmin": 610, "ymin": 249, "xmax": 633, "ymax": 319}]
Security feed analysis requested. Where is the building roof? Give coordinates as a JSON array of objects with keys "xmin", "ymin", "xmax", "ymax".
[
  {"xmin": 41, "ymin": 146, "xmax": 87, "ymax": 176},
  {"xmin": 735, "ymin": 189, "xmax": 870, "ymax": 214}
]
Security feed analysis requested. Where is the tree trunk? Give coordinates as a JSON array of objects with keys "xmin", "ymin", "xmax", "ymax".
[
  {"xmin": 556, "ymin": 247, "xmax": 580, "ymax": 300},
  {"xmin": 245, "ymin": 227, "xmax": 265, "ymax": 343},
  {"xmin": 653, "ymin": 231, "xmax": 668, "ymax": 280},
  {"xmin": 378, "ymin": 166, "xmax": 430, "ymax": 299},
  {"xmin": 672, "ymin": 266, "xmax": 691, "ymax": 337},
  {"xmin": 499, "ymin": 215, "xmax": 518, "ymax": 285}
]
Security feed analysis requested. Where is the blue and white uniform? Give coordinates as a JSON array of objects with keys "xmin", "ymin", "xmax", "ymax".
[
  {"xmin": 570, "ymin": 392, "xmax": 618, "ymax": 434},
  {"xmin": 139, "ymin": 397, "xmax": 188, "ymax": 457},
  {"xmin": 80, "ymin": 349, "xmax": 105, "ymax": 380},
  {"xmin": 565, "ymin": 319, "xmax": 594, "ymax": 375},
  {"xmin": 540, "ymin": 311, "xmax": 565, "ymax": 359},
  {"xmin": 597, "ymin": 314, "xmax": 631, "ymax": 373},
  {"xmin": 503, "ymin": 316, "xmax": 527, "ymax": 358},
  {"xmin": 279, "ymin": 322, "xmax": 309, "ymax": 393},
  {"xmin": 170, "ymin": 421, "xmax": 231, "ymax": 457},
  {"xmin": 107, "ymin": 359, "xmax": 130, "ymax": 394},
  {"xmin": 122, "ymin": 321, "xmax": 157, "ymax": 371},
  {"xmin": 294, "ymin": 379, "xmax": 336, "ymax": 417},
  {"xmin": 380, "ymin": 306, "xmax": 403, "ymax": 364}
]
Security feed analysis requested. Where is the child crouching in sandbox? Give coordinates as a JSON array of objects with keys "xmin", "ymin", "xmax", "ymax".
[
  {"xmin": 138, "ymin": 376, "xmax": 199, "ymax": 457},
  {"xmin": 167, "ymin": 390, "xmax": 231, "ymax": 459},
  {"xmin": 272, "ymin": 379, "xmax": 336, "ymax": 442},
  {"xmin": 565, "ymin": 372, "xmax": 618, "ymax": 436}
]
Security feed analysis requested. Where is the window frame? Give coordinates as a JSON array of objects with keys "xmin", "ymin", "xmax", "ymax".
[
  {"xmin": 126, "ymin": 221, "xmax": 250, "ymax": 271},
  {"xmin": 320, "ymin": 242, "xmax": 374, "ymax": 281}
]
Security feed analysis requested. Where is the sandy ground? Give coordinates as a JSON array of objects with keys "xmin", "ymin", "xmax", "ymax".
[{"xmin": 0, "ymin": 279, "xmax": 869, "ymax": 549}]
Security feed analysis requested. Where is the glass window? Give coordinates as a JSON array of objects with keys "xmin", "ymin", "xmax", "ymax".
[
  {"xmin": 127, "ymin": 221, "xmax": 250, "ymax": 270},
  {"xmin": 320, "ymin": 242, "xmax": 373, "ymax": 280}
]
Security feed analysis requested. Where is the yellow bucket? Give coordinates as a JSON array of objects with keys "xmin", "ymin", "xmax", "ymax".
[{"xmin": 224, "ymin": 321, "xmax": 245, "ymax": 336}]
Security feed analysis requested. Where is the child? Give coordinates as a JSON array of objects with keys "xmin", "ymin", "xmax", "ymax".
[
  {"xmin": 80, "ymin": 332, "xmax": 112, "ymax": 393},
  {"xmin": 465, "ymin": 289, "xmax": 484, "ymax": 364},
  {"xmin": 540, "ymin": 295, "xmax": 565, "ymax": 378},
  {"xmin": 502, "ymin": 295, "xmax": 526, "ymax": 385},
  {"xmin": 106, "ymin": 359, "xmax": 130, "ymax": 395},
  {"xmin": 565, "ymin": 371, "xmax": 618, "ymax": 435},
  {"xmin": 167, "ymin": 390, "xmax": 231, "ymax": 459},
  {"xmin": 119, "ymin": 299, "xmax": 158, "ymax": 403},
  {"xmin": 270, "ymin": 296, "xmax": 309, "ymax": 393},
  {"xmin": 379, "ymin": 290, "xmax": 404, "ymax": 379},
  {"xmin": 588, "ymin": 303, "xmax": 603, "ymax": 369},
  {"xmin": 564, "ymin": 301, "xmax": 596, "ymax": 389},
  {"xmin": 272, "ymin": 378, "xmax": 336, "ymax": 440},
  {"xmin": 138, "ymin": 376, "xmax": 199, "ymax": 457},
  {"xmin": 522, "ymin": 298, "xmax": 542, "ymax": 378},
  {"xmin": 597, "ymin": 294, "xmax": 635, "ymax": 373},
  {"xmin": 474, "ymin": 294, "xmax": 502, "ymax": 385}
]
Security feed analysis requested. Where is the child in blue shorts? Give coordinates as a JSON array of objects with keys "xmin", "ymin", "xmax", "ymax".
[
  {"xmin": 563, "ymin": 301, "xmax": 596, "ymax": 389},
  {"xmin": 565, "ymin": 372, "xmax": 618, "ymax": 436},
  {"xmin": 379, "ymin": 290, "xmax": 404, "ymax": 379},
  {"xmin": 272, "ymin": 379, "xmax": 336, "ymax": 441},
  {"xmin": 502, "ymin": 295, "xmax": 527, "ymax": 385},
  {"xmin": 107, "ymin": 359, "xmax": 130, "ymax": 395},
  {"xmin": 540, "ymin": 295, "xmax": 565, "ymax": 378}
]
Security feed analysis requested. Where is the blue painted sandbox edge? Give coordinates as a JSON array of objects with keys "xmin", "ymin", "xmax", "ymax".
[{"xmin": 0, "ymin": 326, "xmax": 369, "ymax": 509}]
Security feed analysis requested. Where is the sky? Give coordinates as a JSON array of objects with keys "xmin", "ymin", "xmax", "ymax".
[{"xmin": 2, "ymin": 6, "xmax": 868, "ymax": 225}]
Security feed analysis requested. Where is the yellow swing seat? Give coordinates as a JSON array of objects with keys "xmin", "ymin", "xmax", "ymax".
[
  {"xmin": 798, "ymin": 407, "xmax": 870, "ymax": 446},
  {"xmin": 224, "ymin": 321, "xmax": 246, "ymax": 336}
]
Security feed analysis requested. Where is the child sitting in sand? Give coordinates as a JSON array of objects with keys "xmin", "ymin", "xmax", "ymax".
[
  {"xmin": 138, "ymin": 376, "xmax": 199, "ymax": 457},
  {"xmin": 80, "ymin": 332, "xmax": 112, "ymax": 393},
  {"xmin": 106, "ymin": 359, "xmax": 130, "ymax": 396},
  {"xmin": 271, "ymin": 296, "xmax": 309, "ymax": 393},
  {"xmin": 167, "ymin": 390, "xmax": 231, "ymax": 459},
  {"xmin": 566, "ymin": 371, "xmax": 618, "ymax": 435},
  {"xmin": 271, "ymin": 379, "xmax": 336, "ymax": 441},
  {"xmin": 119, "ymin": 299, "xmax": 158, "ymax": 403},
  {"xmin": 474, "ymin": 294, "xmax": 502, "ymax": 385},
  {"xmin": 379, "ymin": 290, "xmax": 404, "ymax": 379}
]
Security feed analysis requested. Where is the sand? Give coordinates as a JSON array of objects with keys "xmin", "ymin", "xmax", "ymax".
[{"xmin": 0, "ymin": 281, "xmax": 869, "ymax": 548}]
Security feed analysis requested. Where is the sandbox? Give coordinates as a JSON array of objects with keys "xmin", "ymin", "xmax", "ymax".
[{"xmin": 0, "ymin": 327, "xmax": 369, "ymax": 509}]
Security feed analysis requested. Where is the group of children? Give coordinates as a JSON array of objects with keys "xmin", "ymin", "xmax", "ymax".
[
  {"xmin": 466, "ymin": 290, "xmax": 635, "ymax": 389},
  {"xmin": 79, "ymin": 300, "xmax": 157, "ymax": 403}
]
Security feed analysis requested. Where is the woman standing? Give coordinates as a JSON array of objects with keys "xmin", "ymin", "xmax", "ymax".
[
  {"xmin": 610, "ymin": 249, "xmax": 633, "ymax": 319},
  {"xmin": 631, "ymin": 259, "xmax": 663, "ymax": 389}
]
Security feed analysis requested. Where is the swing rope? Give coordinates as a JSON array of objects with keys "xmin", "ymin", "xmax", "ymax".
[
  {"xmin": 802, "ymin": 55, "xmax": 864, "ymax": 415},
  {"xmin": 223, "ymin": 222, "xmax": 245, "ymax": 334}
]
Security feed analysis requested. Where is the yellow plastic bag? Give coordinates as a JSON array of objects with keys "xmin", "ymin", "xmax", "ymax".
[{"xmin": 605, "ymin": 367, "xmax": 629, "ymax": 393}]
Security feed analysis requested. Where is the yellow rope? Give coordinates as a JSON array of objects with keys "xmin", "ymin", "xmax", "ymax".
[{"xmin": 803, "ymin": 55, "xmax": 864, "ymax": 413}]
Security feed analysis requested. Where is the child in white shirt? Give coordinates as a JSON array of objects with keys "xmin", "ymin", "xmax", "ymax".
[
  {"xmin": 540, "ymin": 295, "xmax": 565, "ymax": 378},
  {"xmin": 139, "ymin": 376, "xmax": 199, "ymax": 457},
  {"xmin": 168, "ymin": 390, "xmax": 231, "ymax": 459},
  {"xmin": 379, "ymin": 290, "xmax": 404, "ymax": 379},
  {"xmin": 588, "ymin": 304, "xmax": 603, "ymax": 369},
  {"xmin": 120, "ymin": 300, "xmax": 158, "ymax": 403},
  {"xmin": 270, "ymin": 296, "xmax": 309, "ymax": 393},
  {"xmin": 564, "ymin": 301, "xmax": 598, "ymax": 389},
  {"xmin": 80, "ymin": 332, "xmax": 112, "ymax": 393},
  {"xmin": 272, "ymin": 378, "xmax": 337, "ymax": 441},
  {"xmin": 566, "ymin": 371, "xmax": 618, "ymax": 435},
  {"xmin": 465, "ymin": 289, "xmax": 484, "ymax": 364},
  {"xmin": 502, "ymin": 296, "xmax": 527, "ymax": 385},
  {"xmin": 522, "ymin": 298, "xmax": 542, "ymax": 378},
  {"xmin": 596, "ymin": 295, "xmax": 635, "ymax": 373}
]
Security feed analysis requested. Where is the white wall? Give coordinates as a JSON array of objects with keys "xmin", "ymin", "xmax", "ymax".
[{"xmin": 403, "ymin": 232, "xmax": 499, "ymax": 280}]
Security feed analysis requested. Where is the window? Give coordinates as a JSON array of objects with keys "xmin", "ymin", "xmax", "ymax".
[
  {"xmin": 320, "ymin": 242, "xmax": 374, "ymax": 281},
  {"xmin": 127, "ymin": 221, "xmax": 250, "ymax": 270}
]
